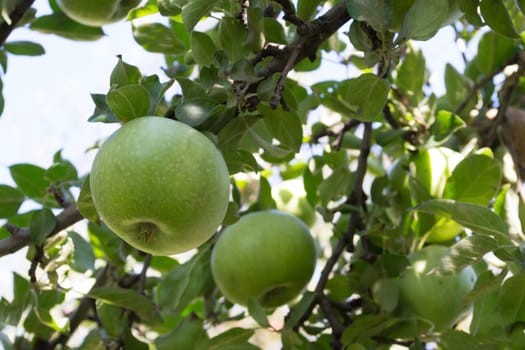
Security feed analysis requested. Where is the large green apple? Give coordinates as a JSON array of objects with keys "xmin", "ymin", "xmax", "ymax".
[
  {"xmin": 57, "ymin": 0, "xmax": 140, "ymax": 27},
  {"xmin": 396, "ymin": 245, "xmax": 477, "ymax": 331},
  {"xmin": 211, "ymin": 210, "xmax": 317, "ymax": 308},
  {"xmin": 90, "ymin": 117, "xmax": 230, "ymax": 256}
]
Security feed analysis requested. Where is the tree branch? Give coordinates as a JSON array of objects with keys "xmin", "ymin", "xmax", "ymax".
[
  {"xmin": 0, "ymin": 204, "xmax": 84, "ymax": 257},
  {"xmin": 0, "ymin": 0, "xmax": 35, "ymax": 46},
  {"xmin": 50, "ymin": 264, "xmax": 113, "ymax": 349},
  {"xmin": 249, "ymin": 1, "xmax": 350, "ymax": 109},
  {"xmin": 289, "ymin": 122, "xmax": 372, "ymax": 330}
]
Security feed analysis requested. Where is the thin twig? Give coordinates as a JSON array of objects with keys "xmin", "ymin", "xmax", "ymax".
[
  {"xmin": 290, "ymin": 122, "xmax": 372, "ymax": 331},
  {"xmin": 272, "ymin": 0, "xmax": 304, "ymax": 26},
  {"xmin": 50, "ymin": 264, "xmax": 113, "ymax": 348},
  {"xmin": 454, "ymin": 53, "xmax": 519, "ymax": 116},
  {"xmin": 28, "ymin": 244, "xmax": 44, "ymax": 284},
  {"xmin": 317, "ymin": 294, "xmax": 344, "ymax": 350}
]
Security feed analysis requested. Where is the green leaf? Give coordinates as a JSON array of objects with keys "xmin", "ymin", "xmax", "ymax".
[
  {"xmin": 158, "ymin": 0, "xmax": 182, "ymax": 16},
  {"xmin": 88, "ymin": 287, "xmax": 162, "ymax": 325},
  {"xmin": 10, "ymin": 164, "xmax": 50, "ymax": 200},
  {"xmin": 88, "ymin": 93, "xmax": 119, "ymax": 123},
  {"xmin": 443, "ymin": 154, "xmax": 502, "ymax": 204},
  {"xmin": 0, "ymin": 185, "xmax": 24, "ymax": 218},
  {"xmin": 133, "ymin": 23, "xmax": 185, "ymax": 54},
  {"xmin": 436, "ymin": 235, "xmax": 499, "ymax": 275},
  {"xmin": 142, "ymin": 74, "xmax": 175, "ymax": 115},
  {"xmin": 341, "ymin": 314, "xmax": 391, "ymax": 345},
  {"xmin": 440, "ymin": 330, "xmax": 485, "ymax": 349},
  {"xmin": 494, "ymin": 184, "xmax": 522, "ymax": 236},
  {"xmin": 68, "ymin": 231, "xmax": 95, "ymax": 272},
  {"xmin": 445, "ymin": 63, "xmax": 471, "ymax": 112},
  {"xmin": 428, "ymin": 110, "xmax": 466, "ymax": 144},
  {"xmin": 475, "ymin": 31, "xmax": 518, "ymax": 75},
  {"xmin": 285, "ymin": 291, "xmax": 316, "ymax": 330},
  {"xmin": 247, "ymin": 298, "xmax": 271, "ymax": 328},
  {"xmin": 497, "ymin": 274, "xmax": 525, "ymax": 324},
  {"xmin": 45, "ymin": 160, "xmax": 78, "ymax": 183},
  {"xmin": 415, "ymin": 199, "xmax": 508, "ymax": 236},
  {"xmin": 263, "ymin": 18, "xmax": 287, "ymax": 44},
  {"xmin": 110, "ymin": 57, "xmax": 142, "ymax": 87},
  {"xmin": 176, "ymin": 77, "xmax": 207, "ymax": 99},
  {"xmin": 4, "ymin": 41, "xmax": 44, "ymax": 56},
  {"xmin": 398, "ymin": 0, "xmax": 449, "ymax": 41},
  {"xmin": 345, "ymin": 73, "xmax": 389, "ymax": 122},
  {"xmin": 260, "ymin": 104, "xmax": 303, "ymax": 154},
  {"xmin": 396, "ymin": 45, "xmax": 426, "ymax": 101},
  {"xmin": 106, "ymin": 85, "xmax": 151, "ymax": 122},
  {"xmin": 345, "ymin": 0, "xmax": 395, "ymax": 33},
  {"xmin": 459, "ymin": 0, "xmax": 484, "ymax": 26},
  {"xmin": 175, "ymin": 97, "xmax": 218, "ymax": 127},
  {"xmin": 182, "ymin": 0, "xmax": 218, "ymax": 31},
  {"xmin": 157, "ymin": 247, "xmax": 213, "ymax": 315},
  {"xmin": 191, "ymin": 31, "xmax": 217, "ymax": 67},
  {"xmin": 480, "ymin": 0, "xmax": 520, "ymax": 38},
  {"xmin": 155, "ymin": 316, "xmax": 209, "ymax": 350},
  {"xmin": 30, "ymin": 13, "xmax": 105, "ymax": 41},
  {"xmin": 297, "ymin": 0, "xmax": 322, "ymax": 20},
  {"xmin": 218, "ymin": 17, "xmax": 249, "ymax": 62},
  {"xmin": 319, "ymin": 168, "xmax": 354, "ymax": 206},
  {"xmin": 29, "ymin": 208, "xmax": 56, "ymax": 245},
  {"xmin": 208, "ymin": 328, "xmax": 258, "ymax": 350}
]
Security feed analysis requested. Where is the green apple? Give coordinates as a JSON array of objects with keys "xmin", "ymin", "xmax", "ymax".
[
  {"xmin": 272, "ymin": 180, "xmax": 317, "ymax": 227},
  {"xmin": 211, "ymin": 210, "xmax": 317, "ymax": 308},
  {"xmin": 57, "ymin": 0, "xmax": 140, "ymax": 27},
  {"xmin": 90, "ymin": 117, "xmax": 230, "ymax": 256},
  {"xmin": 396, "ymin": 245, "xmax": 477, "ymax": 331}
]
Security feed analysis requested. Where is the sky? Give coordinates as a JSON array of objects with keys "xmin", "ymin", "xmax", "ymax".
[{"xmin": 0, "ymin": 2, "xmax": 466, "ymax": 301}]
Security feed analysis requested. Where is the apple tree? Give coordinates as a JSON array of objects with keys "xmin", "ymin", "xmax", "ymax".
[{"xmin": 2, "ymin": 0, "xmax": 525, "ymax": 349}]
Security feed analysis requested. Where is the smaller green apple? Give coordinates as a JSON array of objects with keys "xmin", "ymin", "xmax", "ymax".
[
  {"xmin": 211, "ymin": 210, "xmax": 317, "ymax": 308},
  {"xmin": 57, "ymin": 0, "xmax": 140, "ymax": 27},
  {"xmin": 396, "ymin": 245, "xmax": 477, "ymax": 331}
]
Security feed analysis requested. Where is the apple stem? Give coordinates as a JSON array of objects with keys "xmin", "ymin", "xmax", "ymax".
[{"xmin": 138, "ymin": 223, "xmax": 155, "ymax": 243}]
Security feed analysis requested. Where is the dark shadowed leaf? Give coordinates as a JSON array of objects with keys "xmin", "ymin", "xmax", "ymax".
[
  {"xmin": 479, "ymin": 0, "xmax": 519, "ymax": 38},
  {"xmin": 155, "ymin": 316, "xmax": 208, "ymax": 350},
  {"xmin": 30, "ymin": 13, "xmax": 105, "ymax": 41},
  {"xmin": 175, "ymin": 98, "xmax": 218, "ymax": 127},
  {"xmin": 87, "ymin": 94, "xmax": 119, "ymax": 123},
  {"xmin": 88, "ymin": 287, "xmax": 162, "ymax": 325},
  {"xmin": 247, "ymin": 298, "xmax": 270, "ymax": 328},
  {"xmin": 208, "ymin": 328, "xmax": 258, "ymax": 350},
  {"xmin": 157, "ymin": 247, "xmax": 213, "ymax": 315}
]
